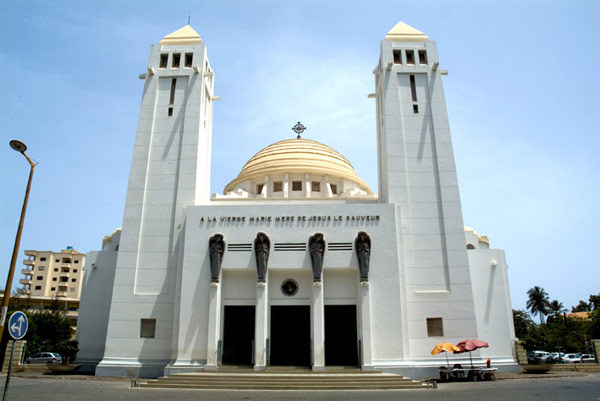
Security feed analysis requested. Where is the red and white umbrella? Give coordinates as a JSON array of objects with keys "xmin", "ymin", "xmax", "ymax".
[{"xmin": 453, "ymin": 339, "xmax": 489, "ymax": 367}]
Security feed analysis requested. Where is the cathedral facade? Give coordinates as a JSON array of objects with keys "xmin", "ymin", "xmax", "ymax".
[{"xmin": 76, "ymin": 22, "xmax": 518, "ymax": 379}]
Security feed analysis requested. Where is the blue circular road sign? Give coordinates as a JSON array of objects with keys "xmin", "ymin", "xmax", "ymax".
[{"xmin": 8, "ymin": 311, "xmax": 28, "ymax": 340}]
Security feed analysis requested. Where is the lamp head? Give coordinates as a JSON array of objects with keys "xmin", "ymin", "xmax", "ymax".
[{"xmin": 9, "ymin": 140, "xmax": 27, "ymax": 153}]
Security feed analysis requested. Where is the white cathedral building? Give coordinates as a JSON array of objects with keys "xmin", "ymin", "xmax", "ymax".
[{"xmin": 76, "ymin": 22, "xmax": 518, "ymax": 379}]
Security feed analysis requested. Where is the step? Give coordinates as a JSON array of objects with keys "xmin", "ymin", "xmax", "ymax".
[
  {"xmin": 141, "ymin": 383, "xmax": 428, "ymax": 390},
  {"xmin": 140, "ymin": 371, "xmax": 429, "ymax": 390}
]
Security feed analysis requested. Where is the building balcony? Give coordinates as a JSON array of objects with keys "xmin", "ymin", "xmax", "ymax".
[
  {"xmin": 21, "ymin": 269, "xmax": 33, "ymax": 275},
  {"xmin": 19, "ymin": 279, "xmax": 31, "ymax": 285},
  {"xmin": 17, "ymin": 289, "xmax": 30, "ymax": 295},
  {"xmin": 23, "ymin": 259, "xmax": 34, "ymax": 266},
  {"xmin": 56, "ymin": 291, "xmax": 68, "ymax": 297}
]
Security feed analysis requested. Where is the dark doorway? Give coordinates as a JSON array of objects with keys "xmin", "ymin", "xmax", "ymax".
[
  {"xmin": 270, "ymin": 305, "xmax": 311, "ymax": 366},
  {"xmin": 325, "ymin": 305, "xmax": 358, "ymax": 366},
  {"xmin": 222, "ymin": 305, "xmax": 255, "ymax": 365}
]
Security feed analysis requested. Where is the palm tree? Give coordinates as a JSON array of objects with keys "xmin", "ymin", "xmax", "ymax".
[
  {"xmin": 526, "ymin": 286, "xmax": 549, "ymax": 324},
  {"xmin": 547, "ymin": 300, "xmax": 566, "ymax": 322}
]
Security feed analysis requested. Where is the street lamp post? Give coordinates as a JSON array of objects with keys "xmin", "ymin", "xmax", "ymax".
[{"xmin": 0, "ymin": 140, "xmax": 37, "ymax": 344}]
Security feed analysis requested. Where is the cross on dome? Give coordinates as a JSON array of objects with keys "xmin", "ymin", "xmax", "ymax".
[{"xmin": 291, "ymin": 122, "xmax": 307, "ymax": 139}]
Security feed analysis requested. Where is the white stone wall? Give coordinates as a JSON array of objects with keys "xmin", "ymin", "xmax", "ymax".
[
  {"xmin": 96, "ymin": 38, "xmax": 215, "ymax": 377},
  {"xmin": 468, "ymin": 247, "xmax": 517, "ymax": 365},
  {"xmin": 75, "ymin": 230, "xmax": 120, "ymax": 370},
  {"xmin": 375, "ymin": 38, "xmax": 479, "ymax": 364}
]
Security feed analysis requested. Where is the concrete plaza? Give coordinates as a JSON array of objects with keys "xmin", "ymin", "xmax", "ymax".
[{"xmin": 1, "ymin": 373, "xmax": 598, "ymax": 401}]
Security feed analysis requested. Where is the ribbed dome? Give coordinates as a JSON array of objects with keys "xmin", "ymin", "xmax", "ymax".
[{"xmin": 224, "ymin": 138, "xmax": 372, "ymax": 194}]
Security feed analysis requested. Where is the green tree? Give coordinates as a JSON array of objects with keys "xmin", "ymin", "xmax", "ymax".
[
  {"xmin": 24, "ymin": 312, "xmax": 78, "ymax": 365},
  {"xmin": 527, "ymin": 286, "xmax": 549, "ymax": 324},
  {"xmin": 547, "ymin": 300, "xmax": 567, "ymax": 322},
  {"xmin": 589, "ymin": 293, "xmax": 600, "ymax": 310},
  {"xmin": 512, "ymin": 309, "xmax": 535, "ymax": 339},
  {"xmin": 572, "ymin": 300, "xmax": 592, "ymax": 312},
  {"xmin": 590, "ymin": 309, "xmax": 600, "ymax": 338}
]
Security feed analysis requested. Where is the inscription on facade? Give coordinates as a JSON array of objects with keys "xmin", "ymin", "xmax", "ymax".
[{"xmin": 199, "ymin": 215, "xmax": 380, "ymax": 224}]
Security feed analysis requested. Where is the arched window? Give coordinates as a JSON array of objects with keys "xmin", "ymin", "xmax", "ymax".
[{"xmin": 466, "ymin": 244, "xmax": 475, "ymax": 250}]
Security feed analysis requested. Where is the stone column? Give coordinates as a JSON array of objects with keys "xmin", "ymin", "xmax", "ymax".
[
  {"xmin": 254, "ymin": 278, "xmax": 269, "ymax": 371},
  {"xmin": 312, "ymin": 283, "xmax": 325, "ymax": 370},
  {"xmin": 592, "ymin": 339, "xmax": 600, "ymax": 363},
  {"xmin": 2, "ymin": 340, "xmax": 26, "ymax": 372},
  {"xmin": 205, "ymin": 281, "xmax": 222, "ymax": 370},
  {"xmin": 359, "ymin": 283, "xmax": 373, "ymax": 370}
]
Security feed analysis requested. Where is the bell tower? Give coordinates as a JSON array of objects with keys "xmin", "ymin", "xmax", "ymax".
[
  {"xmin": 97, "ymin": 25, "xmax": 216, "ymax": 376},
  {"xmin": 374, "ymin": 21, "xmax": 478, "ymax": 347}
]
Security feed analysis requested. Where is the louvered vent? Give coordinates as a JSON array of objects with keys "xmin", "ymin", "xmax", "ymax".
[
  {"xmin": 227, "ymin": 243, "xmax": 252, "ymax": 252},
  {"xmin": 328, "ymin": 242, "xmax": 353, "ymax": 251},
  {"xmin": 274, "ymin": 243, "xmax": 307, "ymax": 252}
]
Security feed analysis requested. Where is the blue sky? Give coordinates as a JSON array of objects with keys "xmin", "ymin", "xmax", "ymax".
[{"xmin": 1, "ymin": 1, "xmax": 598, "ymax": 313}]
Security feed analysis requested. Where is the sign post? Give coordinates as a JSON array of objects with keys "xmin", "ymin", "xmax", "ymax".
[{"xmin": 2, "ymin": 311, "xmax": 28, "ymax": 401}]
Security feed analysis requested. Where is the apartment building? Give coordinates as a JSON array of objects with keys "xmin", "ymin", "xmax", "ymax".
[{"xmin": 17, "ymin": 247, "xmax": 85, "ymax": 318}]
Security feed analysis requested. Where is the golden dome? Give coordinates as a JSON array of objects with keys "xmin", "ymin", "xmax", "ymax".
[{"xmin": 224, "ymin": 138, "xmax": 372, "ymax": 194}]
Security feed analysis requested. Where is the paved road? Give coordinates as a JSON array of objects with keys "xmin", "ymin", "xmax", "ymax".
[{"xmin": 1, "ymin": 374, "xmax": 599, "ymax": 401}]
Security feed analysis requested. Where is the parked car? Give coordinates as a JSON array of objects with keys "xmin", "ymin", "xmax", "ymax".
[
  {"xmin": 25, "ymin": 352, "xmax": 62, "ymax": 365},
  {"xmin": 532, "ymin": 351, "xmax": 552, "ymax": 362},
  {"xmin": 562, "ymin": 353, "xmax": 582, "ymax": 363},
  {"xmin": 547, "ymin": 352, "xmax": 566, "ymax": 363},
  {"xmin": 573, "ymin": 354, "xmax": 596, "ymax": 363}
]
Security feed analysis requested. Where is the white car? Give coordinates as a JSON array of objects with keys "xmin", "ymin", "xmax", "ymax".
[
  {"xmin": 548, "ymin": 352, "xmax": 565, "ymax": 363},
  {"xmin": 25, "ymin": 352, "xmax": 62, "ymax": 365},
  {"xmin": 562, "ymin": 353, "xmax": 582, "ymax": 363},
  {"xmin": 532, "ymin": 351, "xmax": 551, "ymax": 362},
  {"xmin": 572, "ymin": 354, "xmax": 596, "ymax": 363}
]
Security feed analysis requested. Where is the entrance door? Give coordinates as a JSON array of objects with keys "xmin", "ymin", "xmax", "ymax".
[
  {"xmin": 325, "ymin": 305, "xmax": 358, "ymax": 366},
  {"xmin": 270, "ymin": 305, "xmax": 310, "ymax": 366},
  {"xmin": 222, "ymin": 305, "xmax": 255, "ymax": 365}
]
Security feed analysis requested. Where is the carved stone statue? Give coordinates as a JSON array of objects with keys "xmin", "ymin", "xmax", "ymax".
[
  {"xmin": 309, "ymin": 233, "xmax": 326, "ymax": 283},
  {"xmin": 208, "ymin": 234, "xmax": 225, "ymax": 283},
  {"xmin": 254, "ymin": 232, "xmax": 270, "ymax": 283},
  {"xmin": 355, "ymin": 231, "xmax": 371, "ymax": 283}
]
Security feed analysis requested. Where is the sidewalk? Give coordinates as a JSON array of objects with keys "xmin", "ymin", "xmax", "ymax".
[{"xmin": 495, "ymin": 370, "xmax": 590, "ymax": 380}]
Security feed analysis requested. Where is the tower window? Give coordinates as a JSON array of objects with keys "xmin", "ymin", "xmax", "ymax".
[
  {"xmin": 52, "ymin": 277, "xmax": 57, "ymax": 281},
  {"xmin": 35, "ymin": 286, "xmax": 41, "ymax": 290},
  {"xmin": 413, "ymin": 104, "xmax": 419, "ymax": 114},
  {"xmin": 393, "ymin": 50, "xmax": 402, "ymax": 64},
  {"xmin": 185, "ymin": 53, "xmax": 193, "ymax": 67},
  {"xmin": 40, "ymin": 257, "xmax": 46, "ymax": 261},
  {"xmin": 51, "ymin": 287, "xmax": 56, "ymax": 291},
  {"xmin": 292, "ymin": 181, "xmax": 302, "ymax": 191},
  {"xmin": 330, "ymin": 184, "xmax": 338, "ymax": 195},
  {"xmin": 159, "ymin": 54, "xmax": 168, "ymax": 68},
  {"xmin": 418, "ymin": 50, "xmax": 428, "ymax": 65},
  {"xmin": 273, "ymin": 181, "xmax": 283, "ymax": 192},
  {"xmin": 140, "ymin": 319, "xmax": 156, "ymax": 338},
  {"xmin": 406, "ymin": 50, "xmax": 415, "ymax": 65},
  {"xmin": 37, "ymin": 276, "xmax": 43, "ymax": 280},
  {"xmin": 172, "ymin": 53, "xmax": 181, "ymax": 68},
  {"xmin": 168, "ymin": 78, "xmax": 177, "ymax": 117},
  {"xmin": 256, "ymin": 184, "xmax": 264, "ymax": 194},
  {"xmin": 427, "ymin": 317, "xmax": 444, "ymax": 337},
  {"xmin": 312, "ymin": 182, "xmax": 321, "ymax": 192},
  {"xmin": 169, "ymin": 79, "xmax": 177, "ymax": 104},
  {"xmin": 409, "ymin": 75, "xmax": 417, "ymax": 101},
  {"xmin": 38, "ymin": 266, "xmax": 45, "ymax": 271}
]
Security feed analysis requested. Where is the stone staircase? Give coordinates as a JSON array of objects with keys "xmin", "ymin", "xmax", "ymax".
[{"xmin": 140, "ymin": 367, "xmax": 430, "ymax": 390}]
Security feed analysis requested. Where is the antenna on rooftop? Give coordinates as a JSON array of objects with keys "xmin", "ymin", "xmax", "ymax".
[{"xmin": 188, "ymin": 12, "xmax": 191, "ymax": 25}]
